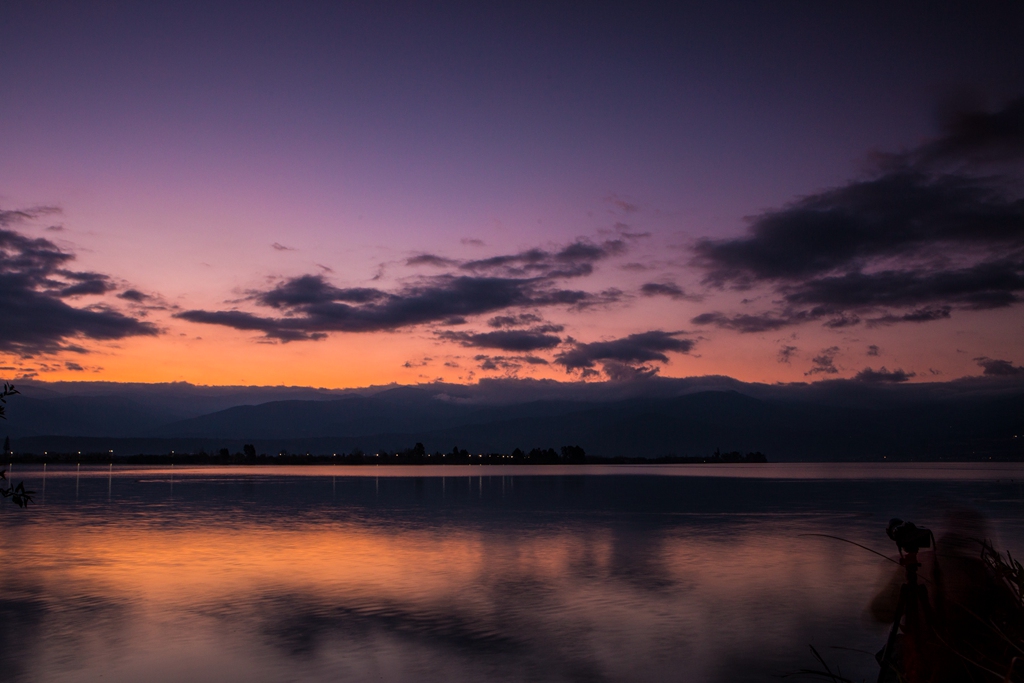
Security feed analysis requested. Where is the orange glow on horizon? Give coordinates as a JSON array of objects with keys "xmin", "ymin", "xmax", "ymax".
[{"xmin": 2, "ymin": 306, "xmax": 1018, "ymax": 388}]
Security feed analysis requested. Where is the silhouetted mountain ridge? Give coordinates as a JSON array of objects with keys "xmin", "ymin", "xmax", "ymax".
[{"xmin": 6, "ymin": 377, "xmax": 1024, "ymax": 460}]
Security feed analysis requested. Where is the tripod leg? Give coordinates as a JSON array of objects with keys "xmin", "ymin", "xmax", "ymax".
[
  {"xmin": 877, "ymin": 585, "xmax": 908, "ymax": 683},
  {"xmin": 916, "ymin": 584, "xmax": 937, "ymax": 632},
  {"xmin": 914, "ymin": 584, "xmax": 950, "ymax": 683},
  {"xmin": 904, "ymin": 580, "xmax": 922, "ymax": 683}
]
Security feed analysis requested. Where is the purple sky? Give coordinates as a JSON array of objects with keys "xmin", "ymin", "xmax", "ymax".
[{"xmin": 1, "ymin": 2, "xmax": 1022, "ymax": 387}]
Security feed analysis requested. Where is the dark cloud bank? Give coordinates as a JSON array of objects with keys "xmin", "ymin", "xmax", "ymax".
[
  {"xmin": 0, "ymin": 209, "xmax": 157, "ymax": 356},
  {"xmin": 690, "ymin": 97, "xmax": 1024, "ymax": 332}
]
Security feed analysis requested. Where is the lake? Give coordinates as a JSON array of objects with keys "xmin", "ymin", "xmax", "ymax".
[{"xmin": 1, "ymin": 463, "xmax": 1022, "ymax": 682}]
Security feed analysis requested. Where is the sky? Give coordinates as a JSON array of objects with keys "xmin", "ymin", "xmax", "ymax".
[{"xmin": 1, "ymin": 1, "xmax": 1023, "ymax": 388}]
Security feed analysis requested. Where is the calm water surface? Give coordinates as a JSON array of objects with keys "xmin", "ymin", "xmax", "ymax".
[{"xmin": 1, "ymin": 464, "xmax": 1022, "ymax": 683}]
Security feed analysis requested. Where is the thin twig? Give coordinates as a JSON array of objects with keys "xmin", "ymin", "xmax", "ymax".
[
  {"xmin": 1003, "ymin": 656, "xmax": 1021, "ymax": 683},
  {"xmin": 827, "ymin": 646, "xmax": 879, "ymax": 657},
  {"xmin": 797, "ymin": 533, "xmax": 900, "ymax": 565},
  {"xmin": 779, "ymin": 646, "xmax": 858, "ymax": 682}
]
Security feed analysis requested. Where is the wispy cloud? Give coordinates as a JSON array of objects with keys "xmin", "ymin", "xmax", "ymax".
[
  {"xmin": 640, "ymin": 281, "xmax": 694, "ymax": 300},
  {"xmin": 406, "ymin": 254, "xmax": 459, "ymax": 268},
  {"xmin": 475, "ymin": 353, "xmax": 550, "ymax": 373},
  {"xmin": 460, "ymin": 239, "xmax": 627, "ymax": 279},
  {"xmin": 805, "ymin": 347, "xmax": 840, "ymax": 376}
]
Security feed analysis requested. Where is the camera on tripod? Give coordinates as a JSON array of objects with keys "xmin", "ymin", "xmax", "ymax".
[
  {"xmin": 877, "ymin": 519, "xmax": 935, "ymax": 683},
  {"xmin": 886, "ymin": 518, "xmax": 931, "ymax": 554}
]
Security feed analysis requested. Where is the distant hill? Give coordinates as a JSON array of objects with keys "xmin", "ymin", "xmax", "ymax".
[{"xmin": 6, "ymin": 376, "xmax": 1024, "ymax": 461}]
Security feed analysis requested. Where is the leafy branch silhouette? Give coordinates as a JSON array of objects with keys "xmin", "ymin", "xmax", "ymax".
[
  {"xmin": 0, "ymin": 382, "xmax": 34, "ymax": 507},
  {"xmin": 0, "ymin": 381, "xmax": 16, "ymax": 421}
]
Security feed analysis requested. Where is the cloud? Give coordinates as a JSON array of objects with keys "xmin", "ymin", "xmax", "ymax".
[
  {"xmin": 460, "ymin": 238, "xmax": 485, "ymax": 247},
  {"xmin": 0, "ymin": 209, "xmax": 159, "ymax": 355},
  {"xmin": 554, "ymin": 331, "xmax": 694, "ymax": 377},
  {"xmin": 64, "ymin": 361, "xmax": 84, "ymax": 371},
  {"xmin": 867, "ymin": 344, "xmax": 880, "ymax": 356},
  {"xmin": 822, "ymin": 312, "xmax": 860, "ymax": 328},
  {"xmin": 694, "ymin": 171, "xmax": 1024, "ymax": 288},
  {"xmin": 640, "ymin": 282, "xmax": 689, "ymax": 300},
  {"xmin": 178, "ymin": 238, "xmax": 628, "ymax": 342},
  {"xmin": 487, "ymin": 313, "xmax": 543, "ymax": 328},
  {"xmin": 913, "ymin": 96, "xmax": 1024, "ymax": 165},
  {"xmin": 974, "ymin": 356, "xmax": 1024, "ymax": 376},
  {"xmin": 691, "ymin": 310, "xmax": 815, "ymax": 333},
  {"xmin": 601, "ymin": 361, "xmax": 660, "ymax": 381},
  {"xmin": 175, "ymin": 309, "xmax": 328, "ymax": 342},
  {"xmin": 177, "ymin": 274, "xmax": 608, "ymax": 341},
  {"xmin": 853, "ymin": 367, "xmax": 915, "ymax": 383},
  {"xmin": 476, "ymin": 356, "xmax": 505, "ymax": 371},
  {"xmin": 606, "ymin": 194, "xmax": 640, "ymax": 213},
  {"xmin": 805, "ymin": 347, "xmax": 840, "ymax": 376},
  {"xmin": 0, "ymin": 207, "xmax": 60, "ymax": 224},
  {"xmin": 117, "ymin": 289, "xmax": 150, "ymax": 303},
  {"xmin": 56, "ymin": 271, "xmax": 117, "ymax": 297},
  {"xmin": 406, "ymin": 254, "xmax": 458, "ymax": 268},
  {"xmin": 867, "ymin": 305, "xmax": 952, "ymax": 326},
  {"xmin": 473, "ymin": 354, "xmax": 549, "ymax": 373},
  {"xmin": 786, "ymin": 267, "xmax": 1019, "ymax": 311},
  {"xmin": 691, "ymin": 97, "xmax": 1024, "ymax": 329},
  {"xmin": 778, "ymin": 345, "xmax": 797, "ymax": 364},
  {"xmin": 257, "ymin": 275, "xmax": 386, "ymax": 308},
  {"xmin": 271, "ymin": 243, "xmax": 295, "ymax": 251},
  {"xmin": 459, "ymin": 239, "xmax": 627, "ymax": 280},
  {"xmin": 613, "ymin": 224, "xmax": 651, "ymax": 240},
  {"xmin": 438, "ymin": 328, "xmax": 562, "ymax": 352}
]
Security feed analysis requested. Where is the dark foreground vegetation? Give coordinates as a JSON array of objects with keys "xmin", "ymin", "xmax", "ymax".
[
  {"xmin": 800, "ymin": 517, "xmax": 1024, "ymax": 683},
  {"xmin": 2, "ymin": 442, "xmax": 768, "ymax": 466}
]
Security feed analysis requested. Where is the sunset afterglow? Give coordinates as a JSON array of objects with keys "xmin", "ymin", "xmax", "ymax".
[{"xmin": 2, "ymin": 3, "xmax": 1022, "ymax": 387}]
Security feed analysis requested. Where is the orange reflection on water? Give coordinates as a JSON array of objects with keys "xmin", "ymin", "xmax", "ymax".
[{"xmin": 1, "ymin": 502, "xmax": 894, "ymax": 683}]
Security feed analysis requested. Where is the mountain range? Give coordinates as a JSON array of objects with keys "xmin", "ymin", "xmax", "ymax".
[{"xmin": 5, "ymin": 376, "xmax": 1024, "ymax": 461}]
